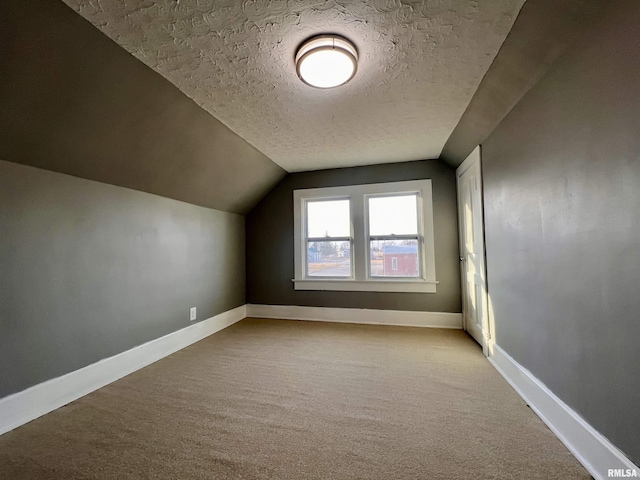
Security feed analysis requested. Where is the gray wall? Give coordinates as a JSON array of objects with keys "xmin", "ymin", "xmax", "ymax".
[
  {"xmin": 246, "ymin": 160, "xmax": 461, "ymax": 313},
  {"xmin": 482, "ymin": 0, "xmax": 640, "ymax": 464},
  {"xmin": 0, "ymin": 160, "xmax": 245, "ymax": 398},
  {"xmin": 441, "ymin": 0, "xmax": 610, "ymax": 166},
  {"xmin": 0, "ymin": 0, "xmax": 285, "ymax": 215}
]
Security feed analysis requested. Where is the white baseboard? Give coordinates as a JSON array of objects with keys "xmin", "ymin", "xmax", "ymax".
[
  {"xmin": 246, "ymin": 304, "xmax": 462, "ymax": 329},
  {"xmin": 0, "ymin": 305, "xmax": 246, "ymax": 436},
  {"xmin": 489, "ymin": 344, "xmax": 639, "ymax": 480}
]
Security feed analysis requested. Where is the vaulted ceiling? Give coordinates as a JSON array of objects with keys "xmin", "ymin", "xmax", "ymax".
[
  {"xmin": 62, "ymin": 0, "xmax": 524, "ymax": 172},
  {"xmin": 0, "ymin": 0, "xmax": 610, "ymax": 214}
]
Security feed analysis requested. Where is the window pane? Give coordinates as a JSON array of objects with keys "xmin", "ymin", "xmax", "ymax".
[
  {"xmin": 368, "ymin": 194, "xmax": 418, "ymax": 236},
  {"xmin": 370, "ymin": 239, "xmax": 419, "ymax": 277},
  {"xmin": 308, "ymin": 241, "xmax": 351, "ymax": 277},
  {"xmin": 307, "ymin": 199, "xmax": 350, "ymax": 238}
]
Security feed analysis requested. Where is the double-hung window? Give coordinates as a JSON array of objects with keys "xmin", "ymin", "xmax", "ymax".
[
  {"xmin": 293, "ymin": 180, "xmax": 437, "ymax": 293},
  {"xmin": 305, "ymin": 198, "xmax": 353, "ymax": 278}
]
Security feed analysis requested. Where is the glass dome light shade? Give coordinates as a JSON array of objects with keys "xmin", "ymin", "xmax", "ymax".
[{"xmin": 295, "ymin": 35, "xmax": 358, "ymax": 89}]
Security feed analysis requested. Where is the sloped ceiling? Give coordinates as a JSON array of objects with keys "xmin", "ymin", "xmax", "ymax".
[
  {"xmin": 1, "ymin": 0, "xmax": 611, "ymax": 214},
  {"xmin": 441, "ymin": 0, "xmax": 612, "ymax": 166},
  {"xmin": 0, "ymin": 0, "xmax": 285, "ymax": 215},
  {"xmin": 62, "ymin": 0, "xmax": 525, "ymax": 172}
]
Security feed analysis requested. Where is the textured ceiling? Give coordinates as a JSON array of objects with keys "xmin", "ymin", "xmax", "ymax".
[{"xmin": 62, "ymin": 0, "xmax": 524, "ymax": 172}]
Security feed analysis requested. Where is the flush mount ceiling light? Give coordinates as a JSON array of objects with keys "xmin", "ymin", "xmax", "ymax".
[{"xmin": 295, "ymin": 35, "xmax": 358, "ymax": 89}]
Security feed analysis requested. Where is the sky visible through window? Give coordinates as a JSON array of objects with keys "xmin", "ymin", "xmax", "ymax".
[
  {"xmin": 306, "ymin": 194, "xmax": 419, "ymax": 277},
  {"xmin": 368, "ymin": 195, "xmax": 419, "ymax": 277},
  {"xmin": 307, "ymin": 199, "xmax": 350, "ymax": 238},
  {"xmin": 369, "ymin": 194, "xmax": 418, "ymax": 235},
  {"xmin": 306, "ymin": 195, "xmax": 418, "ymax": 238},
  {"xmin": 307, "ymin": 199, "xmax": 351, "ymax": 276}
]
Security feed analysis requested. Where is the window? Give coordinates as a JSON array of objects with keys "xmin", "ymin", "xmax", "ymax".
[
  {"xmin": 293, "ymin": 180, "xmax": 437, "ymax": 293},
  {"xmin": 306, "ymin": 198, "xmax": 352, "ymax": 277},
  {"xmin": 368, "ymin": 194, "xmax": 419, "ymax": 278}
]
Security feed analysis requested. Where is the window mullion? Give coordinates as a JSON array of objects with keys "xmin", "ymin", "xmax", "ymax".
[{"xmin": 352, "ymin": 192, "xmax": 366, "ymax": 282}]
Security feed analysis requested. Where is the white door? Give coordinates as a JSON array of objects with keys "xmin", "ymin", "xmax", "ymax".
[{"xmin": 456, "ymin": 147, "xmax": 490, "ymax": 354}]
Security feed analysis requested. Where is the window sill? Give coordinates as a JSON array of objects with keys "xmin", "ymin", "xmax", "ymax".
[{"xmin": 292, "ymin": 279, "xmax": 438, "ymax": 293}]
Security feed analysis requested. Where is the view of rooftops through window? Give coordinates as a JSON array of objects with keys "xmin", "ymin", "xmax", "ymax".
[
  {"xmin": 369, "ymin": 194, "xmax": 420, "ymax": 277},
  {"xmin": 306, "ymin": 194, "xmax": 420, "ymax": 277},
  {"xmin": 307, "ymin": 199, "xmax": 351, "ymax": 277}
]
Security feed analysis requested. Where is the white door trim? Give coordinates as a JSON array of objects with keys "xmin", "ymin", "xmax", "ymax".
[{"xmin": 456, "ymin": 146, "xmax": 490, "ymax": 355}]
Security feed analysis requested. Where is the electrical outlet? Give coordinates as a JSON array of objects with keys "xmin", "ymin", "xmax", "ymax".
[{"xmin": 189, "ymin": 307, "xmax": 197, "ymax": 321}]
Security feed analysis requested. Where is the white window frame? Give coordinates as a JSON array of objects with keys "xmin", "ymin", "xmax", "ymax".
[
  {"xmin": 391, "ymin": 257, "xmax": 399, "ymax": 271},
  {"xmin": 293, "ymin": 180, "xmax": 437, "ymax": 293}
]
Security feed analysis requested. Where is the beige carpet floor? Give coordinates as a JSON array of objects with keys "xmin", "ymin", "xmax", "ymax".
[{"xmin": 0, "ymin": 318, "xmax": 590, "ymax": 479}]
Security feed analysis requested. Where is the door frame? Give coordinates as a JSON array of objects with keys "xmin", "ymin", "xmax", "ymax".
[{"xmin": 456, "ymin": 146, "xmax": 491, "ymax": 356}]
